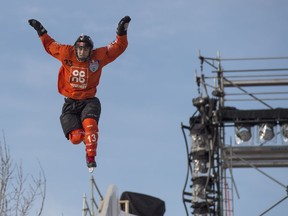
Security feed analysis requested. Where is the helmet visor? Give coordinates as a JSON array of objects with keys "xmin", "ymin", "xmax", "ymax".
[{"xmin": 75, "ymin": 42, "xmax": 91, "ymax": 62}]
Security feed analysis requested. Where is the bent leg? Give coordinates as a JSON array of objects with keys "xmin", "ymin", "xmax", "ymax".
[{"xmin": 60, "ymin": 98, "xmax": 83, "ymax": 140}]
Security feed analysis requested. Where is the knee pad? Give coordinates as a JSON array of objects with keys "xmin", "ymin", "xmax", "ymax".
[
  {"xmin": 83, "ymin": 118, "xmax": 99, "ymax": 134},
  {"xmin": 69, "ymin": 128, "xmax": 84, "ymax": 145}
]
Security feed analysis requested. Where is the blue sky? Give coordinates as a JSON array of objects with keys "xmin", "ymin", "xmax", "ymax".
[{"xmin": 1, "ymin": 0, "xmax": 288, "ymax": 215}]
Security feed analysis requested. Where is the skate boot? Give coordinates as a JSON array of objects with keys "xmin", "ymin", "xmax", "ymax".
[{"xmin": 86, "ymin": 154, "xmax": 97, "ymax": 173}]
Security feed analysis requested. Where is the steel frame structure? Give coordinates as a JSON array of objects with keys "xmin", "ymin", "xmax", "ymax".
[{"xmin": 182, "ymin": 52, "xmax": 288, "ymax": 216}]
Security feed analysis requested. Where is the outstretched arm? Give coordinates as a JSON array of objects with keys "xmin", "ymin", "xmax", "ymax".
[
  {"xmin": 28, "ymin": 19, "xmax": 67, "ymax": 61},
  {"xmin": 101, "ymin": 16, "xmax": 131, "ymax": 64}
]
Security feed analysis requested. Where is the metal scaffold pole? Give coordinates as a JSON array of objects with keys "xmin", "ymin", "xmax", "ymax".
[{"xmin": 82, "ymin": 175, "xmax": 103, "ymax": 216}]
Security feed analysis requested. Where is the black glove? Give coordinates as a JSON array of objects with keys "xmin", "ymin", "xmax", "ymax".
[
  {"xmin": 116, "ymin": 16, "xmax": 131, "ymax": 36},
  {"xmin": 28, "ymin": 19, "xmax": 47, "ymax": 36}
]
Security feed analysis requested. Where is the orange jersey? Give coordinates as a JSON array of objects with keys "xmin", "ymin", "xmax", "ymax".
[{"xmin": 40, "ymin": 33, "xmax": 128, "ymax": 99}]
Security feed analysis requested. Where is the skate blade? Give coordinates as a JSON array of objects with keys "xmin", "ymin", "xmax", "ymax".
[{"xmin": 88, "ymin": 167, "xmax": 94, "ymax": 173}]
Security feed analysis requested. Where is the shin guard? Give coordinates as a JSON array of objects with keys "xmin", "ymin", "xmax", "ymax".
[{"xmin": 82, "ymin": 118, "xmax": 99, "ymax": 157}]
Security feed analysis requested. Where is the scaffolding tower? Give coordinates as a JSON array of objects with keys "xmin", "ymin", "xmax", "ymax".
[{"xmin": 182, "ymin": 52, "xmax": 288, "ymax": 216}]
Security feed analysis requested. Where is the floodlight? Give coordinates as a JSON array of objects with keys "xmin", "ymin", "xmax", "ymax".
[
  {"xmin": 193, "ymin": 205, "xmax": 209, "ymax": 215},
  {"xmin": 192, "ymin": 176, "xmax": 211, "ymax": 200},
  {"xmin": 281, "ymin": 123, "xmax": 288, "ymax": 142},
  {"xmin": 191, "ymin": 123, "xmax": 209, "ymax": 152},
  {"xmin": 191, "ymin": 134, "xmax": 208, "ymax": 152},
  {"xmin": 191, "ymin": 134, "xmax": 205, "ymax": 146},
  {"xmin": 191, "ymin": 151, "xmax": 209, "ymax": 175},
  {"xmin": 192, "ymin": 97, "xmax": 209, "ymax": 108},
  {"xmin": 235, "ymin": 125, "xmax": 252, "ymax": 144},
  {"xmin": 259, "ymin": 123, "xmax": 275, "ymax": 141},
  {"xmin": 192, "ymin": 202, "xmax": 214, "ymax": 216}
]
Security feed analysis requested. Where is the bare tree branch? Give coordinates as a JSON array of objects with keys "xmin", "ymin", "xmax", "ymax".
[{"xmin": 0, "ymin": 131, "xmax": 46, "ymax": 216}]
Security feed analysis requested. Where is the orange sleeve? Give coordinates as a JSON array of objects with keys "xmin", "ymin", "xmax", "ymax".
[
  {"xmin": 39, "ymin": 34, "xmax": 71, "ymax": 61},
  {"xmin": 97, "ymin": 34, "xmax": 128, "ymax": 66}
]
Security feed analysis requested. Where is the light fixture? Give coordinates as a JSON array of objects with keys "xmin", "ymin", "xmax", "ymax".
[
  {"xmin": 192, "ymin": 176, "xmax": 211, "ymax": 200},
  {"xmin": 259, "ymin": 123, "xmax": 275, "ymax": 141},
  {"xmin": 190, "ymin": 123, "xmax": 209, "ymax": 152},
  {"xmin": 191, "ymin": 151, "xmax": 209, "ymax": 175},
  {"xmin": 281, "ymin": 123, "xmax": 288, "ymax": 143},
  {"xmin": 235, "ymin": 124, "xmax": 252, "ymax": 144},
  {"xmin": 192, "ymin": 202, "xmax": 214, "ymax": 216}
]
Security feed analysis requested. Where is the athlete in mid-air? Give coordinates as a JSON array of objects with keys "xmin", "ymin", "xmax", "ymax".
[{"xmin": 28, "ymin": 16, "xmax": 131, "ymax": 172}]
